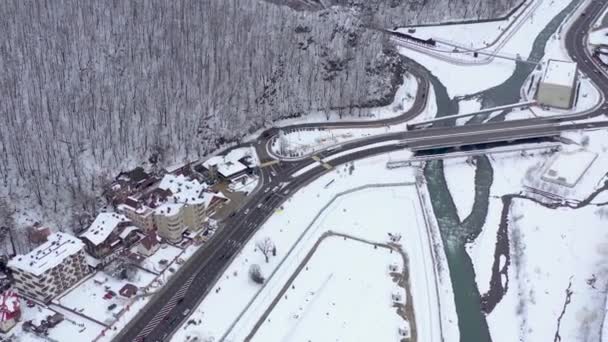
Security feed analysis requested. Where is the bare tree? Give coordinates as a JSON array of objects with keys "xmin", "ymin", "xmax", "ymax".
[
  {"xmin": 256, "ymin": 237, "xmax": 275, "ymax": 263},
  {"xmin": 249, "ymin": 264, "xmax": 264, "ymax": 284}
]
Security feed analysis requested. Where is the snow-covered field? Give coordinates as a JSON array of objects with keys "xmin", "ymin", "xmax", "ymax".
[
  {"xmin": 56, "ymin": 268, "xmax": 156, "ymax": 325},
  {"xmin": 490, "ymin": 199, "xmax": 608, "ymax": 342},
  {"xmin": 451, "ymin": 129, "xmax": 608, "ymax": 342},
  {"xmin": 250, "ymin": 236, "xmax": 408, "ymax": 342},
  {"xmin": 172, "ymin": 151, "xmax": 456, "ymax": 342},
  {"xmin": 270, "ymin": 127, "xmax": 390, "ymax": 159},
  {"xmin": 139, "ymin": 244, "xmax": 184, "ymax": 274},
  {"xmin": 589, "ymin": 27, "xmax": 608, "ymax": 45}
]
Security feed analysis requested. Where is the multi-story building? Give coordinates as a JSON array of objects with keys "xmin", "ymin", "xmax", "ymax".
[
  {"xmin": 79, "ymin": 212, "xmax": 140, "ymax": 261},
  {"xmin": 537, "ymin": 59, "xmax": 578, "ymax": 109},
  {"xmin": 7, "ymin": 233, "xmax": 89, "ymax": 303},
  {"xmin": 117, "ymin": 174, "xmax": 228, "ymax": 243}
]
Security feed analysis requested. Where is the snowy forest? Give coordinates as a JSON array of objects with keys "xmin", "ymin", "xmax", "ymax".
[{"xmin": 0, "ymin": 0, "xmax": 519, "ymax": 231}]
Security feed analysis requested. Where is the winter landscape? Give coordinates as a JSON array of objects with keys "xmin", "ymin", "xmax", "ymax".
[{"xmin": 2, "ymin": 0, "xmax": 608, "ymax": 341}]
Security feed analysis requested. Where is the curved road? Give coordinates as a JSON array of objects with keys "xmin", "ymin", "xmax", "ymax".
[{"xmin": 116, "ymin": 1, "xmax": 608, "ymax": 341}]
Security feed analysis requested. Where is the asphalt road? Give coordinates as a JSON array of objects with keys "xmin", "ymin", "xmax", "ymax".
[{"xmin": 116, "ymin": 2, "xmax": 608, "ymax": 341}]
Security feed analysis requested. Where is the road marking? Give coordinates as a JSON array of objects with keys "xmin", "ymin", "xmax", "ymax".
[
  {"xmin": 259, "ymin": 160, "xmax": 279, "ymax": 168},
  {"xmin": 311, "ymin": 155, "xmax": 333, "ymax": 170}
]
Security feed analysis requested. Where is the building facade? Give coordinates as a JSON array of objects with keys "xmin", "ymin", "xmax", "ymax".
[
  {"xmin": 8, "ymin": 233, "xmax": 89, "ymax": 303},
  {"xmin": 536, "ymin": 59, "xmax": 578, "ymax": 109}
]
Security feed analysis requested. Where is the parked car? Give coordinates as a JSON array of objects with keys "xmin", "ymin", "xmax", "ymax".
[
  {"xmin": 26, "ymin": 300, "xmax": 35, "ymax": 308},
  {"xmin": 103, "ymin": 292, "xmax": 114, "ymax": 300},
  {"xmin": 108, "ymin": 303, "xmax": 117, "ymax": 311}
]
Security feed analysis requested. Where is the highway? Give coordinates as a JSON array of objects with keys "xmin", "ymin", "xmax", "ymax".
[{"xmin": 115, "ymin": 1, "xmax": 608, "ymax": 341}]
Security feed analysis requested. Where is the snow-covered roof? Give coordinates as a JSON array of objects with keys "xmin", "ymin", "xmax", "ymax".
[
  {"xmin": 203, "ymin": 148, "xmax": 255, "ymax": 178},
  {"xmin": 153, "ymin": 202, "xmax": 184, "ymax": 216},
  {"xmin": 158, "ymin": 174, "xmax": 207, "ymax": 205},
  {"xmin": 119, "ymin": 226, "xmax": 140, "ymax": 240},
  {"xmin": 542, "ymin": 59, "xmax": 577, "ymax": 87},
  {"xmin": 8, "ymin": 232, "xmax": 84, "ymax": 276},
  {"xmin": 79, "ymin": 213, "xmax": 128, "ymax": 246}
]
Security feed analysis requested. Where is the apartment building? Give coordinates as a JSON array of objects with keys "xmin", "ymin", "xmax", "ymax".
[
  {"xmin": 117, "ymin": 174, "xmax": 228, "ymax": 243},
  {"xmin": 7, "ymin": 232, "xmax": 89, "ymax": 303}
]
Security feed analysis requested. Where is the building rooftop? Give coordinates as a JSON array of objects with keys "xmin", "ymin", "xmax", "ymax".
[
  {"xmin": 8, "ymin": 232, "xmax": 84, "ymax": 276},
  {"xmin": 202, "ymin": 148, "xmax": 256, "ymax": 178},
  {"xmin": 79, "ymin": 213, "xmax": 129, "ymax": 246},
  {"xmin": 542, "ymin": 59, "xmax": 577, "ymax": 87},
  {"xmin": 158, "ymin": 174, "xmax": 207, "ymax": 205}
]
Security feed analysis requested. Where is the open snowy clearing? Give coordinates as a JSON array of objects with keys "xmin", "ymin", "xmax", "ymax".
[
  {"xmin": 250, "ymin": 236, "xmax": 408, "ymax": 342},
  {"xmin": 589, "ymin": 28, "xmax": 608, "ymax": 45},
  {"xmin": 172, "ymin": 151, "xmax": 457, "ymax": 342},
  {"xmin": 459, "ymin": 129, "xmax": 608, "ymax": 341},
  {"xmin": 489, "ymin": 200, "xmax": 608, "ymax": 341},
  {"xmin": 56, "ymin": 267, "xmax": 156, "ymax": 325},
  {"xmin": 139, "ymin": 244, "xmax": 184, "ymax": 274}
]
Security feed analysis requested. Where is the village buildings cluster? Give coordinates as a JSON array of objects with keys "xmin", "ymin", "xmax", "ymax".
[{"xmin": 0, "ymin": 149, "xmax": 258, "ymax": 335}]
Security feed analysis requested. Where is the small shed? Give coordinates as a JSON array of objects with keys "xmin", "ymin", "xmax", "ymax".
[{"xmin": 119, "ymin": 283, "xmax": 138, "ymax": 298}]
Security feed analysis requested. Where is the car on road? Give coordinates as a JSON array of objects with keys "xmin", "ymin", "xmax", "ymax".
[
  {"xmin": 182, "ymin": 308, "xmax": 191, "ymax": 316},
  {"xmin": 244, "ymin": 208, "xmax": 250, "ymax": 215},
  {"xmin": 229, "ymin": 212, "xmax": 236, "ymax": 218}
]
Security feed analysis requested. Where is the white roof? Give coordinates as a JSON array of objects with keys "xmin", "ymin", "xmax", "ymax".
[
  {"xmin": 119, "ymin": 226, "xmax": 140, "ymax": 240},
  {"xmin": 542, "ymin": 59, "xmax": 577, "ymax": 87},
  {"xmin": 8, "ymin": 232, "xmax": 84, "ymax": 276},
  {"xmin": 158, "ymin": 174, "xmax": 207, "ymax": 205},
  {"xmin": 79, "ymin": 213, "xmax": 128, "ymax": 246},
  {"xmin": 203, "ymin": 148, "xmax": 254, "ymax": 178}
]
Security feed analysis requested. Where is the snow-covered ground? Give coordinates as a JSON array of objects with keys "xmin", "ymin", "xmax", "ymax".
[
  {"xmin": 443, "ymin": 157, "xmax": 476, "ymax": 219},
  {"xmin": 250, "ymin": 236, "xmax": 408, "ymax": 342},
  {"xmin": 270, "ymin": 127, "xmax": 391, "ymax": 159},
  {"xmin": 490, "ymin": 199, "xmax": 608, "ymax": 342},
  {"xmin": 454, "ymin": 129, "xmax": 608, "ymax": 342},
  {"xmin": 139, "ymin": 244, "xmax": 184, "ymax": 274},
  {"xmin": 228, "ymin": 174, "xmax": 260, "ymax": 195},
  {"xmin": 402, "ymin": 21, "xmax": 509, "ymax": 50},
  {"xmin": 172, "ymin": 150, "xmax": 457, "ymax": 342},
  {"xmin": 396, "ymin": 0, "xmax": 579, "ymax": 98},
  {"xmin": 266, "ymin": 73, "xmax": 419, "ymax": 128},
  {"xmin": 589, "ymin": 27, "xmax": 608, "ymax": 45},
  {"xmin": 56, "ymin": 267, "xmax": 156, "ymax": 325},
  {"xmin": 4, "ymin": 301, "xmax": 104, "ymax": 342},
  {"xmin": 524, "ymin": 131, "xmax": 608, "ymax": 201}
]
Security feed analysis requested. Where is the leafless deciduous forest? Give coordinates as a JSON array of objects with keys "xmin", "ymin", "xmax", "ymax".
[{"xmin": 0, "ymin": 0, "xmax": 519, "ymax": 230}]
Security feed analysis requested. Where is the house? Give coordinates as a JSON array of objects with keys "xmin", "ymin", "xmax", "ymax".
[
  {"xmin": 8, "ymin": 232, "xmax": 89, "ymax": 302},
  {"xmin": 27, "ymin": 224, "xmax": 51, "ymax": 245},
  {"xmin": 119, "ymin": 283, "xmax": 138, "ymax": 298},
  {"xmin": 78, "ymin": 213, "xmax": 140, "ymax": 259},
  {"xmin": 137, "ymin": 231, "xmax": 160, "ymax": 257},
  {"xmin": 104, "ymin": 167, "xmax": 160, "ymax": 208},
  {"xmin": 0, "ymin": 289, "xmax": 20, "ymax": 333}
]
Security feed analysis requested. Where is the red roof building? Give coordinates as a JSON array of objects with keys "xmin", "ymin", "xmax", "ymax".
[
  {"xmin": 0, "ymin": 289, "xmax": 21, "ymax": 332},
  {"xmin": 119, "ymin": 283, "xmax": 138, "ymax": 298}
]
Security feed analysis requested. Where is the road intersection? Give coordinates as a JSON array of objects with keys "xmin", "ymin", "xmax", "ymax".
[{"xmin": 115, "ymin": 1, "xmax": 608, "ymax": 341}]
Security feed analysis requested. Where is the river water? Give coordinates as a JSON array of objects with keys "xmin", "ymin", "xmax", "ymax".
[{"xmin": 420, "ymin": 1, "xmax": 582, "ymax": 340}]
